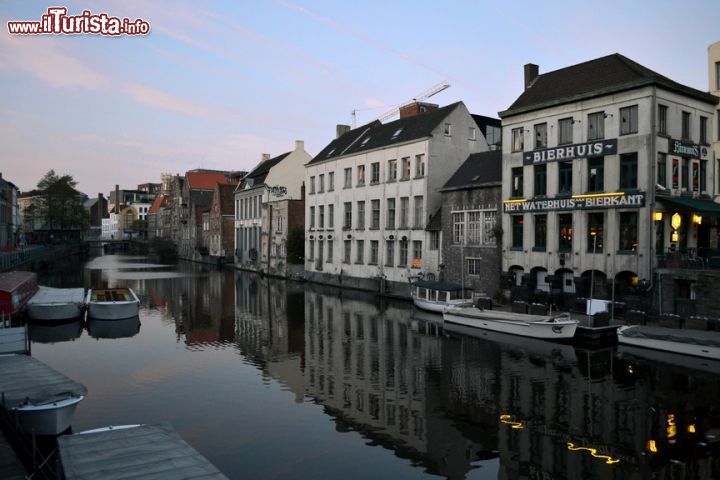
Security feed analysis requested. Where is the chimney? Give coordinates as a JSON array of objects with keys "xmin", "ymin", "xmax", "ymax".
[
  {"xmin": 399, "ymin": 102, "xmax": 438, "ymax": 119},
  {"xmin": 97, "ymin": 193, "xmax": 103, "ymax": 225},
  {"xmin": 261, "ymin": 153, "xmax": 271, "ymax": 162},
  {"xmin": 295, "ymin": 140, "xmax": 304, "ymax": 151},
  {"xmin": 336, "ymin": 124, "xmax": 351, "ymax": 138},
  {"xmin": 524, "ymin": 63, "xmax": 539, "ymax": 90},
  {"xmin": 115, "ymin": 185, "xmax": 120, "ymax": 214}
]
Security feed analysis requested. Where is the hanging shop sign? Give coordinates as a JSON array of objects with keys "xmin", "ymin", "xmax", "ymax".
[
  {"xmin": 523, "ymin": 139, "xmax": 617, "ymax": 165},
  {"xmin": 670, "ymin": 139, "xmax": 700, "ymax": 158},
  {"xmin": 503, "ymin": 192, "xmax": 645, "ymax": 213}
]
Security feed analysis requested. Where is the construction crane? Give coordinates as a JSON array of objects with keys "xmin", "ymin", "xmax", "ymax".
[
  {"xmin": 350, "ymin": 81, "xmax": 450, "ymax": 128},
  {"xmin": 376, "ymin": 81, "xmax": 450, "ymax": 123}
]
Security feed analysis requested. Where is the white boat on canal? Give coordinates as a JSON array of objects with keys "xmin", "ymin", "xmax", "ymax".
[
  {"xmin": 442, "ymin": 307, "xmax": 579, "ymax": 340},
  {"xmin": 86, "ymin": 287, "xmax": 140, "ymax": 320},
  {"xmin": 0, "ymin": 354, "xmax": 86, "ymax": 436},
  {"xmin": 617, "ymin": 325, "xmax": 720, "ymax": 360},
  {"xmin": 27, "ymin": 286, "xmax": 85, "ymax": 321},
  {"xmin": 411, "ymin": 280, "xmax": 473, "ymax": 313}
]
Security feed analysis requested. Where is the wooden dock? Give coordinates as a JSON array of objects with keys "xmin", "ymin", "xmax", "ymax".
[
  {"xmin": 58, "ymin": 423, "xmax": 229, "ymax": 479},
  {"xmin": 0, "ymin": 429, "xmax": 26, "ymax": 480}
]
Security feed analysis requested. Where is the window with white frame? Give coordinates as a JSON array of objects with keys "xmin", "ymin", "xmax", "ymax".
[
  {"xmin": 467, "ymin": 211, "xmax": 481, "ymax": 244},
  {"xmin": 310, "ymin": 176, "xmax": 315, "ymax": 194},
  {"xmin": 413, "ymin": 196, "xmax": 423, "ymax": 228},
  {"xmin": 276, "ymin": 215, "xmax": 283, "ymax": 233},
  {"xmin": 512, "ymin": 128, "xmax": 524, "ymax": 152},
  {"xmin": 430, "ymin": 231, "xmax": 439, "ymax": 250},
  {"xmin": 318, "ymin": 174, "xmax": 324, "ymax": 193},
  {"xmin": 467, "ymin": 258, "xmax": 482, "ymax": 276},
  {"xmin": 620, "ymin": 105, "xmax": 638, "ymax": 135},
  {"xmin": 328, "ymin": 172, "xmax": 334, "ymax": 191},
  {"xmin": 452, "ymin": 212, "xmax": 465, "ymax": 244},
  {"xmin": 309, "ymin": 206, "xmax": 315, "ymax": 229},
  {"xmin": 452, "ymin": 209, "xmax": 496, "ymax": 245},
  {"xmin": 344, "ymin": 168, "xmax": 352, "ymax": 188},
  {"xmin": 483, "ymin": 211, "xmax": 497, "ymax": 244},
  {"xmin": 357, "ymin": 165, "xmax": 365, "ymax": 186},
  {"xmin": 415, "ymin": 155, "xmax": 425, "ymax": 178},
  {"xmin": 343, "ymin": 240, "xmax": 351, "ymax": 263},
  {"xmin": 328, "ymin": 204, "xmax": 334, "ymax": 228},
  {"xmin": 388, "ymin": 159, "xmax": 397, "ymax": 182},
  {"xmin": 319, "ymin": 205, "xmax": 325, "ymax": 228},
  {"xmin": 401, "ymin": 157, "xmax": 411, "ymax": 180},
  {"xmin": 326, "ymin": 240, "xmax": 333, "ymax": 263},
  {"xmin": 370, "ymin": 162, "xmax": 380, "ymax": 184},
  {"xmin": 444, "ymin": 123, "xmax": 452, "ymax": 136}
]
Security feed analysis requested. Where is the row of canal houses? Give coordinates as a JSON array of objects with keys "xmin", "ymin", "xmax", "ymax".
[{"xmin": 148, "ymin": 50, "xmax": 720, "ymax": 316}]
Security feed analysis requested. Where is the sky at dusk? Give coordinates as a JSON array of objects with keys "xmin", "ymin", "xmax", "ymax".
[{"xmin": 1, "ymin": 0, "xmax": 718, "ymax": 197}]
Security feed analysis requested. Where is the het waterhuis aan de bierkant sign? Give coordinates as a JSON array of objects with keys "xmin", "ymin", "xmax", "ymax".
[
  {"xmin": 503, "ymin": 192, "xmax": 645, "ymax": 213},
  {"xmin": 523, "ymin": 139, "xmax": 618, "ymax": 165}
]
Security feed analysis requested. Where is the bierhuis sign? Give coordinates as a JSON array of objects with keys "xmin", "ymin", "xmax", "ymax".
[
  {"xmin": 523, "ymin": 139, "xmax": 617, "ymax": 165},
  {"xmin": 503, "ymin": 192, "xmax": 645, "ymax": 213}
]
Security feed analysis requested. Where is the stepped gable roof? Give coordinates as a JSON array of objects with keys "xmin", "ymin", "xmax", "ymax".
[
  {"xmin": 149, "ymin": 195, "xmax": 166, "ymax": 214},
  {"xmin": 216, "ymin": 184, "xmax": 236, "ymax": 215},
  {"xmin": 501, "ymin": 53, "xmax": 718, "ymax": 117},
  {"xmin": 441, "ymin": 151, "xmax": 502, "ymax": 190},
  {"xmin": 185, "ymin": 170, "xmax": 236, "ymax": 190},
  {"xmin": 309, "ymin": 102, "xmax": 464, "ymax": 165},
  {"xmin": 241, "ymin": 152, "xmax": 291, "ymax": 188}
]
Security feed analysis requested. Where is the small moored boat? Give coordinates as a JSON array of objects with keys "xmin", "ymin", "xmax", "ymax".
[
  {"xmin": 0, "ymin": 271, "xmax": 38, "ymax": 320},
  {"xmin": 27, "ymin": 286, "xmax": 85, "ymax": 321},
  {"xmin": 617, "ymin": 325, "xmax": 720, "ymax": 360},
  {"xmin": 443, "ymin": 307, "xmax": 579, "ymax": 340},
  {"xmin": 411, "ymin": 280, "xmax": 473, "ymax": 313},
  {"xmin": 0, "ymin": 354, "xmax": 86, "ymax": 436},
  {"xmin": 86, "ymin": 287, "xmax": 140, "ymax": 320}
]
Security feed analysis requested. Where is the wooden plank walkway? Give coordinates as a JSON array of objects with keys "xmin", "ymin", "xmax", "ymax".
[
  {"xmin": 59, "ymin": 424, "xmax": 228, "ymax": 479},
  {"xmin": 0, "ymin": 429, "xmax": 26, "ymax": 480}
]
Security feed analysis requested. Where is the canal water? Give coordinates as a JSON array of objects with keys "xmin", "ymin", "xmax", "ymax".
[{"xmin": 29, "ymin": 253, "xmax": 719, "ymax": 479}]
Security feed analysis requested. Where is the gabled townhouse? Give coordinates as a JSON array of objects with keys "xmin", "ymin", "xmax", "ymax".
[
  {"xmin": 235, "ymin": 140, "xmax": 311, "ymax": 273},
  {"xmin": 208, "ymin": 183, "xmax": 237, "ymax": 261},
  {"xmin": 304, "ymin": 101, "xmax": 495, "ymax": 294},
  {"xmin": 499, "ymin": 54, "xmax": 719, "ymax": 314},
  {"xmin": 174, "ymin": 170, "xmax": 240, "ymax": 260},
  {"xmin": 438, "ymin": 150, "xmax": 502, "ymax": 297}
]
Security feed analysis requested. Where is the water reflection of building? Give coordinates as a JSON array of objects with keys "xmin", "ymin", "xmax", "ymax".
[
  {"xmin": 495, "ymin": 344, "xmax": 720, "ymax": 478},
  {"xmin": 237, "ymin": 278, "xmax": 498, "ymax": 479}
]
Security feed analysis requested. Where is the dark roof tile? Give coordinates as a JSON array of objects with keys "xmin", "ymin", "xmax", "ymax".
[
  {"xmin": 441, "ymin": 151, "xmax": 502, "ymax": 190},
  {"xmin": 309, "ymin": 102, "xmax": 463, "ymax": 165},
  {"xmin": 501, "ymin": 53, "xmax": 718, "ymax": 117}
]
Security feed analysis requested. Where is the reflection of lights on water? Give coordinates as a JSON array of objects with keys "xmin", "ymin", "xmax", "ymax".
[
  {"xmin": 647, "ymin": 440, "xmax": 658, "ymax": 453},
  {"xmin": 499, "ymin": 414, "xmax": 524, "ymax": 429},
  {"xmin": 688, "ymin": 424, "xmax": 696, "ymax": 433},
  {"xmin": 567, "ymin": 442, "xmax": 620, "ymax": 464},
  {"xmin": 667, "ymin": 414, "xmax": 677, "ymax": 445}
]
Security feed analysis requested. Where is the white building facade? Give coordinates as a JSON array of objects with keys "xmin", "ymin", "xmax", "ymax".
[
  {"xmin": 304, "ymin": 102, "xmax": 492, "ymax": 294},
  {"xmin": 500, "ymin": 55, "xmax": 719, "ymax": 302},
  {"xmin": 235, "ymin": 141, "xmax": 311, "ymax": 272}
]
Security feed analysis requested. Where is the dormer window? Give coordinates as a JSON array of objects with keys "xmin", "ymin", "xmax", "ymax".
[
  {"xmin": 360, "ymin": 136, "xmax": 371, "ymax": 146},
  {"xmin": 392, "ymin": 128, "xmax": 403, "ymax": 139},
  {"xmin": 326, "ymin": 148, "xmax": 335, "ymax": 157}
]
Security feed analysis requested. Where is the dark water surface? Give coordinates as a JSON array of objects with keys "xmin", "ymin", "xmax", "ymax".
[{"xmin": 29, "ymin": 253, "xmax": 720, "ymax": 479}]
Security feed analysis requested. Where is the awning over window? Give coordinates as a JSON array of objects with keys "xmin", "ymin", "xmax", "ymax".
[{"xmin": 657, "ymin": 196, "xmax": 720, "ymax": 216}]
